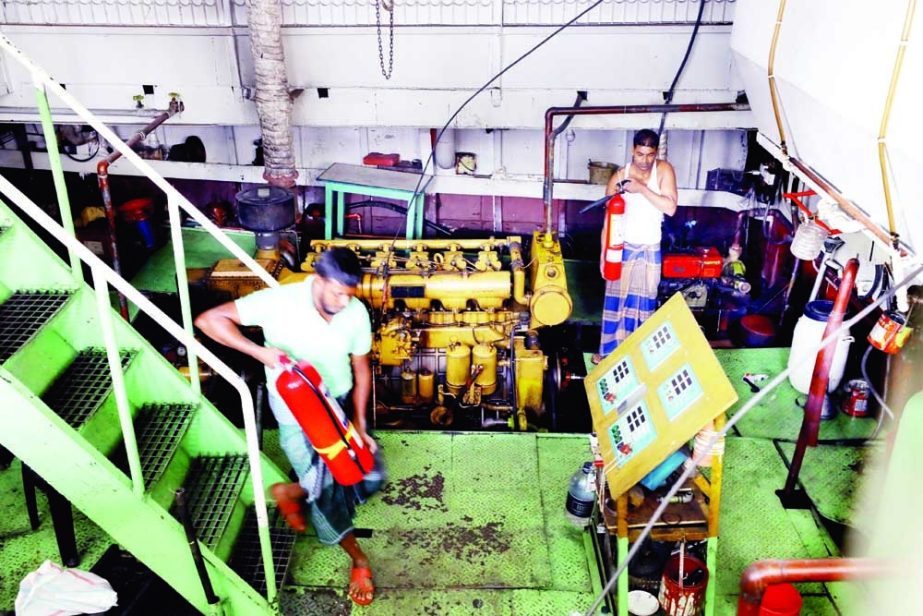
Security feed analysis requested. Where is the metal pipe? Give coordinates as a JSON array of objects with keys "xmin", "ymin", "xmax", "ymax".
[
  {"xmin": 174, "ymin": 488, "xmax": 220, "ymax": 606},
  {"xmin": 543, "ymin": 103, "xmax": 749, "ymax": 233},
  {"xmin": 737, "ymin": 558, "xmax": 887, "ymax": 615},
  {"xmin": 781, "ymin": 258, "xmax": 858, "ymax": 497},
  {"xmin": 877, "ymin": 0, "xmax": 917, "ymax": 246},
  {"xmin": 788, "ymin": 156, "xmax": 906, "ymax": 256},
  {"xmin": 767, "ymin": 0, "xmax": 790, "ymax": 155},
  {"xmin": 96, "ymin": 99, "xmax": 183, "ymax": 320}
]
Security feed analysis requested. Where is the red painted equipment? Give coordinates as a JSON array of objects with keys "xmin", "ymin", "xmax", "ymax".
[
  {"xmin": 662, "ymin": 247, "xmax": 723, "ymax": 279},
  {"xmin": 602, "ymin": 194, "xmax": 626, "ymax": 281},
  {"xmin": 362, "ymin": 152, "xmax": 400, "ymax": 166},
  {"xmin": 275, "ymin": 358, "xmax": 374, "ymax": 486}
]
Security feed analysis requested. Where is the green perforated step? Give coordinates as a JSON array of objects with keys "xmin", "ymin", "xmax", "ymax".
[
  {"xmin": 230, "ymin": 508, "xmax": 297, "ymax": 595},
  {"xmin": 0, "ymin": 290, "xmax": 70, "ymax": 363},
  {"xmin": 178, "ymin": 455, "xmax": 250, "ymax": 550},
  {"xmin": 136, "ymin": 404, "xmax": 196, "ymax": 489},
  {"xmin": 42, "ymin": 348, "xmax": 133, "ymax": 428}
]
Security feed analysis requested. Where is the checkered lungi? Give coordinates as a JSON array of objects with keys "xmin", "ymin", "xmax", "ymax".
[{"xmin": 598, "ymin": 243, "xmax": 662, "ymax": 357}]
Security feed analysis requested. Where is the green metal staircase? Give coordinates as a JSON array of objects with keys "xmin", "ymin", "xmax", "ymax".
[
  {"xmin": 0, "ymin": 34, "xmax": 297, "ymax": 615},
  {"xmin": 0, "ymin": 199, "xmax": 295, "ymax": 614}
]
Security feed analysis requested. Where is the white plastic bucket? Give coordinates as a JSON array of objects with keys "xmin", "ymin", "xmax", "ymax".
[{"xmin": 787, "ymin": 300, "xmax": 853, "ymax": 394}]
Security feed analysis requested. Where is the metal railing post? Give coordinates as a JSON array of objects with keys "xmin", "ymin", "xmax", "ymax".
[
  {"xmin": 92, "ymin": 265, "xmax": 144, "ymax": 495},
  {"xmin": 167, "ymin": 194, "xmax": 201, "ymax": 395},
  {"xmin": 33, "ymin": 79, "xmax": 82, "ymax": 285}
]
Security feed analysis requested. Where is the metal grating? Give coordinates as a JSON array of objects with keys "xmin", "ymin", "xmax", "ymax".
[
  {"xmin": 178, "ymin": 455, "xmax": 250, "ymax": 549},
  {"xmin": 0, "ymin": 291, "xmax": 71, "ymax": 363},
  {"xmin": 229, "ymin": 508, "xmax": 297, "ymax": 594},
  {"xmin": 137, "ymin": 404, "xmax": 196, "ymax": 489},
  {"xmin": 42, "ymin": 348, "xmax": 133, "ymax": 428}
]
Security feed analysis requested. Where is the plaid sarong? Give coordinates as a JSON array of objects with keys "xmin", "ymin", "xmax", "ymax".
[
  {"xmin": 275, "ymin": 396, "xmax": 386, "ymax": 545},
  {"xmin": 598, "ymin": 243, "xmax": 662, "ymax": 357}
]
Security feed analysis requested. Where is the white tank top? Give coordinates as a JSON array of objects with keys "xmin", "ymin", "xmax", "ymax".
[{"xmin": 622, "ymin": 161, "xmax": 664, "ymax": 245}]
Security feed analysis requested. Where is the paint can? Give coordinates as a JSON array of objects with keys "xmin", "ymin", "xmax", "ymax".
[
  {"xmin": 867, "ymin": 311, "xmax": 912, "ymax": 354},
  {"xmin": 455, "ymin": 152, "xmax": 477, "ymax": 175},
  {"xmin": 658, "ymin": 552, "xmax": 708, "ymax": 616},
  {"xmin": 841, "ymin": 379, "xmax": 870, "ymax": 418}
]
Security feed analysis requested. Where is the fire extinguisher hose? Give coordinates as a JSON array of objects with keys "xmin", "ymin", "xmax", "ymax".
[{"xmin": 289, "ymin": 364, "xmax": 370, "ymax": 476}]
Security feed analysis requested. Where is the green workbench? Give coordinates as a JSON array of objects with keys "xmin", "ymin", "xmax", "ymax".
[{"xmin": 317, "ymin": 163, "xmax": 432, "ymax": 240}]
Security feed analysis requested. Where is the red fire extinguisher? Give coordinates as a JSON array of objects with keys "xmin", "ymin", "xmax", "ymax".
[
  {"xmin": 275, "ymin": 357, "xmax": 374, "ymax": 486},
  {"xmin": 602, "ymin": 194, "xmax": 626, "ymax": 281}
]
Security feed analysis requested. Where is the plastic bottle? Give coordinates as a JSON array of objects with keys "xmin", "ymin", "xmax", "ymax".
[{"xmin": 565, "ymin": 462, "xmax": 597, "ymax": 526}]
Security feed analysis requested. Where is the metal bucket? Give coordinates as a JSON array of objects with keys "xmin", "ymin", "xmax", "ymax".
[
  {"xmin": 588, "ymin": 160, "xmax": 618, "ymax": 185},
  {"xmin": 658, "ymin": 552, "xmax": 708, "ymax": 616}
]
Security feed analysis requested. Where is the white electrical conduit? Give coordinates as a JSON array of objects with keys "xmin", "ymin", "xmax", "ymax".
[
  {"xmin": 0, "ymin": 174, "xmax": 280, "ymax": 603},
  {"xmin": 582, "ymin": 259, "xmax": 923, "ymax": 616}
]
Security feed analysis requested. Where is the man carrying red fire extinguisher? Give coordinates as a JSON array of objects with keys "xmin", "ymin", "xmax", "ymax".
[
  {"xmin": 593, "ymin": 129, "xmax": 678, "ymax": 364},
  {"xmin": 194, "ymin": 247, "xmax": 382, "ymax": 606}
]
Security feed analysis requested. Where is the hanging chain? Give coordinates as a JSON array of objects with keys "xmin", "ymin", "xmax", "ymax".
[{"xmin": 375, "ymin": 0, "xmax": 394, "ymax": 80}]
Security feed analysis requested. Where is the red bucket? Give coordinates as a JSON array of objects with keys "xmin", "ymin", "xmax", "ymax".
[
  {"xmin": 658, "ymin": 552, "xmax": 709, "ymax": 616},
  {"xmin": 759, "ymin": 583, "xmax": 802, "ymax": 616}
]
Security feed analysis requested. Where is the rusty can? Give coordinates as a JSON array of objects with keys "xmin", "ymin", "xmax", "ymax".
[
  {"xmin": 867, "ymin": 311, "xmax": 911, "ymax": 354},
  {"xmin": 842, "ymin": 379, "xmax": 870, "ymax": 418}
]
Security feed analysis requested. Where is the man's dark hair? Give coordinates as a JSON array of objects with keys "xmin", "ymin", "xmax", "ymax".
[
  {"xmin": 633, "ymin": 129, "xmax": 660, "ymax": 149},
  {"xmin": 315, "ymin": 247, "xmax": 362, "ymax": 287}
]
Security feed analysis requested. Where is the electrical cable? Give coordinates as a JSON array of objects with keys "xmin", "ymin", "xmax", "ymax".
[
  {"xmin": 396, "ymin": 0, "xmax": 607, "ymax": 244},
  {"xmin": 861, "ymin": 345, "xmax": 892, "ymax": 441},
  {"xmin": 64, "ymin": 137, "xmax": 101, "ymax": 162},
  {"xmin": 582, "ymin": 260, "xmax": 923, "ymax": 616},
  {"xmin": 658, "ymin": 0, "xmax": 708, "ymax": 137}
]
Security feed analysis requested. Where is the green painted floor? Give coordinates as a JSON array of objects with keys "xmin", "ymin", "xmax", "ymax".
[{"xmin": 1, "ymin": 347, "xmax": 875, "ymax": 614}]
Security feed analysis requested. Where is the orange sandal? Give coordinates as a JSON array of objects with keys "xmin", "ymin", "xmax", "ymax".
[
  {"xmin": 270, "ymin": 483, "xmax": 307, "ymax": 533},
  {"xmin": 348, "ymin": 566, "xmax": 375, "ymax": 606}
]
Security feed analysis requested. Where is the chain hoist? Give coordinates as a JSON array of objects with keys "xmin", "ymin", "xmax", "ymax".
[{"xmin": 375, "ymin": 0, "xmax": 395, "ymax": 79}]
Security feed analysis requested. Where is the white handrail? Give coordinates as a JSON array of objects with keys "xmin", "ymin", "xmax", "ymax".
[{"xmin": 0, "ymin": 161, "xmax": 279, "ymax": 602}]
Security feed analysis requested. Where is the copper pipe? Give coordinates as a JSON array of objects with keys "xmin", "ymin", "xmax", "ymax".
[
  {"xmin": 767, "ymin": 0, "xmax": 789, "ymax": 155},
  {"xmin": 737, "ymin": 558, "xmax": 888, "ymax": 615},
  {"xmin": 95, "ymin": 98, "xmax": 183, "ymax": 320},
  {"xmin": 542, "ymin": 102, "xmax": 749, "ymax": 233},
  {"xmin": 877, "ymin": 0, "xmax": 917, "ymax": 246},
  {"xmin": 781, "ymin": 258, "xmax": 858, "ymax": 498}
]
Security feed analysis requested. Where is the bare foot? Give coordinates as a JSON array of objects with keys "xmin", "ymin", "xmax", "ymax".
[
  {"xmin": 270, "ymin": 482, "xmax": 307, "ymax": 532},
  {"xmin": 591, "ymin": 353, "xmax": 603, "ymax": 365}
]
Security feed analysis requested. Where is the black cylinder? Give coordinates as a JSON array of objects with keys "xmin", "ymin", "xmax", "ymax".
[{"xmin": 236, "ymin": 186, "xmax": 295, "ymax": 232}]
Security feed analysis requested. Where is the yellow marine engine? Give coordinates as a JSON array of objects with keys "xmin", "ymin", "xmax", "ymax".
[
  {"xmin": 195, "ymin": 231, "xmax": 572, "ymax": 430},
  {"xmin": 299, "ymin": 232, "xmax": 572, "ymax": 430}
]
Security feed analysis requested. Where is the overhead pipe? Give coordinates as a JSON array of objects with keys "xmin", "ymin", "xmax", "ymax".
[
  {"xmin": 877, "ymin": 0, "xmax": 917, "ymax": 248},
  {"xmin": 737, "ymin": 557, "xmax": 889, "ymax": 615},
  {"xmin": 542, "ymin": 102, "xmax": 749, "ymax": 234},
  {"xmin": 780, "ymin": 258, "xmax": 858, "ymax": 501},
  {"xmin": 767, "ymin": 0, "xmax": 790, "ymax": 155},
  {"xmin": 97, "ymin": 97, "xmax": 184, "ymax": 319}
]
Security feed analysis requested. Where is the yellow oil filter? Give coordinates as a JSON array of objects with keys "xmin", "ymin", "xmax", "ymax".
[
  {"xmin": 401, "ymin": 369, "xmax": 418, "ymax": 404},
  {"xmin": 418, "ymin": 369, "xmax": 435, "ymax": 402},
  {"xmin": 472, "ymin": 343, "xmax": 498, "ymax": 396},
  {"xmin": 445, "ymin": 343, "xmax": 471, "ymax": 395}
]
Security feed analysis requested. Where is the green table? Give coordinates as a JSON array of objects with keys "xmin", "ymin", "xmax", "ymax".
[{"xmin": 317, "ymin": 163, "xmax": 433, "ymax": 240}]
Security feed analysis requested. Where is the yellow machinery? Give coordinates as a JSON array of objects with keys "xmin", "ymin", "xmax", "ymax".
[{"xmin": 196, "ymin": 231, "xmax": 572, "ymax": 430}]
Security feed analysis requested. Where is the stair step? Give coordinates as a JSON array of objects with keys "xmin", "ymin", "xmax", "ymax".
[
  {"xmin": 0, "ymin": 290, "xmax": 70, "ymax": 363},
  {"xmin": 230, "ymin": 508, "xmax": 297, "ymax": 594},
  {"xmin": 179, "ymin": 455, "xmax": 250, "ymax": 549},
  {"xmin": 137, "ymin": 404, "xmax": 196, "ymax": 489},
  {"xmin": 43, "ymin": 348, "xmax": 133, "ymax": 428}
]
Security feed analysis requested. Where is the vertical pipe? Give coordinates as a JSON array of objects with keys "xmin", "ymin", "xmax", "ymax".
[
  {"xmin": 96, "ymin": 161, "xmax": 130, "ymax": 320},
  {"xmin": 174, "ymin": 488, "xmax": 220, "ymax": 606},
  {"xmin": 781, "ymin": 259, "xmax": 858, "ymax": 497},
  {"xmin": 34, "ymin": 81, "xmax": 82, "ymax": 284},
  {"xmin": 767, "ymin": 0, "xmax": 789, "ymax": 155},
  {"xmin": 167, "ymin": 194, "xmax": 201, "ymax": 395},
  {"xmin": 93, "ymin": 265, "xmax": 144, "ymax": 495}
]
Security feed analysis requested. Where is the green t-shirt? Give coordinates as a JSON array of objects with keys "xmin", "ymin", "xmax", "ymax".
[{"xmin": 235, "ymin": 276, "xmax": 372, "ymax": 406}]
